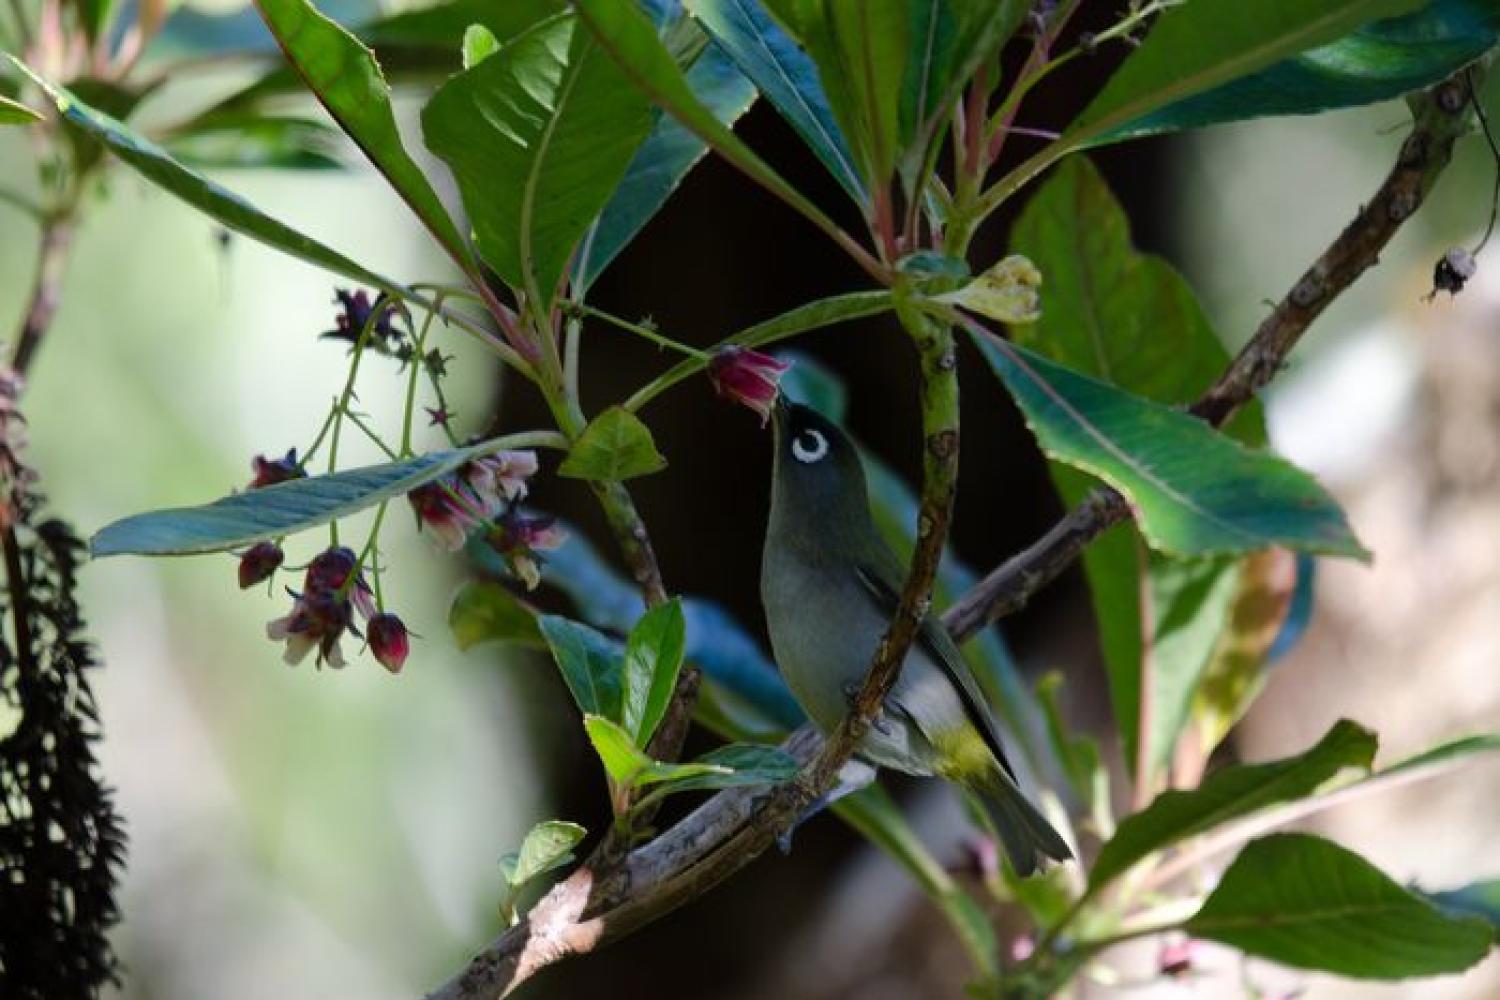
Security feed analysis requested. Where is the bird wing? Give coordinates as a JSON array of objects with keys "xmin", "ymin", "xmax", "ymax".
[{"xmin": 854, "ymin": 557, "xmax": 1021, "ymax": 785}]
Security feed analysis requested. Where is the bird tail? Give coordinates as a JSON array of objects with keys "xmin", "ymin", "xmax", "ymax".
[{"xmin": 969, "ymin": 767, "xmax": 1072, "ymax": 878}]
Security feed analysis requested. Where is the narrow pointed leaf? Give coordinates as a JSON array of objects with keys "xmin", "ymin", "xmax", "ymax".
[
  {"xmin": 558, "ymin": 406, "xmax": 667, "ymax": 481},
  {"xmin": 541, "ymin": 618, "xmax": 624, "ymax": 721},
  {"xmin": 968, "ymin": 329, "xmax": 1368, "ymax": 559},
  {"xmin": 1089, "ymin": 719, "xmax": 1377, "ymax": 890},
  {"xmin": 9, "ymin": 58, "xmax": 403, "ymax": 294},
  {"xmin": 91, "ymin": 445, "xmax": 498, "ymax": 557},
  {"xmin": 1099, "ymin": 0, "xmax": 1500, "ymax": 144},
  {"xmin": 685, "ymin": 0, "xmax": 865, "ymax": 203},
  {"xmin": 1069, "ymin": 0, "xmax": 1424, "ymax": 148},
  {"xmin": 1185, "ymin": 833, "xmax": 1494, "ymax": 977},
  {"xmin": 422, "ymin": 12, "xmax": 653, "ymax": 309},
  {"xmin": 648, "ymin": 743, "xmax": 799, "ymax": 794},
  {"xmin": 253, "ymin": 0, "xmax": 472, "ymax": 263},
  {"xmin": 163, "ymin": 114, "xmax": 345, "ymax": 171},
  {"xmin": 0, "ymin": 93, "xmax": 43, "ymax": 124},
  {"xmin": 622, "ymin": 598, "xmax": 688, "ymax": 746},
  {"xmin": 583, "ymin": 715, "xmax": 731, "ymax": 788}
]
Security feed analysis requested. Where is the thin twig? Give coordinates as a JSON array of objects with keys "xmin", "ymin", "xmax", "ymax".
[{"xmin": 11, "ymin": 214, "xmax": 74, "ymax": 377}]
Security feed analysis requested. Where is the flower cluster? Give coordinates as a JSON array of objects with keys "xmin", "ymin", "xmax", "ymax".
[
  {"xmin": 484, "ymin": 509, "xmax": 566, "ymax": 591},
  {"xmin": 407, "ymin": 451, "xmax": 539, "ymax": 551},
  {"xmin": 265, "ymin": 546, "xmax": 391, "ymax": 670}
]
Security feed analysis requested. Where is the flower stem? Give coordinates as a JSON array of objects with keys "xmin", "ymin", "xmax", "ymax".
[
  {"xmin": 401, "ymin": 305, "xmax": 441, "ymax": 457},
  {"xmin": 566, "ymin": 302, "xmax": 708, "ymax": 361}
]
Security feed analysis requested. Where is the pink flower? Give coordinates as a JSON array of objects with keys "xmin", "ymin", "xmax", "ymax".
[
  {"xmin": 707, "ymin": 347, "xmax": 791, "ymax": 425},
  {"xmin": 1158, "ymin": 938, "xmax": 1200, "ymax": 978},
  {"xmin": 366, "ymin": 613, "xmax": 410, "ymax": 673},
  {"xmin": 465, "ymin": 450, "xmax": 538, "ymax": 505},
  {"xmin": 304, "ymin": 546, "xmax": 376, "ymax": 618},
  {"xmin": 406, "ymin": 452, "xmax": 538, "ymax": 551},
  {"xmin": 485, "ymin": 510, "xmax": 566, "ymax": 591},
  {"xmin": 238, "ymin": 541, "xmax": 284, "ymax": 589},
  {"xmin": 266, "ymin": 590, "xmax": 354, "ymax": 668},
  {"xmin": 249, "ymin": 448, "xmax": 305, "ymax": 489}
]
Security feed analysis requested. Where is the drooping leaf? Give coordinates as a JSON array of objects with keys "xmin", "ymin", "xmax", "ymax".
[
  {"xmin": 1036, "ymin": 672, "xmax": 1109, "ymax": 834},
  {"xmin": 583, "ymin": 715, "xmax": 731, "ymax": 787},
  {"xmin": 1089, "ymin": 719, "xmax": 1377, "ymax": 890},
  {"xmin": 91, "ymin": 445, "xmax": 496, "ymax": 557},
  {"xmin": 1185, "ymin": 833, "xmax": 1493, "ymax": 977},
  {"xmin": 1068, "ymin": 0, "xmax": 1425, "ymax": 148},
  {"xmin": 448, "ymin": 581, "xmax": 545, "ymax": 650},
  {"xmin": 253, "ymin": 0, "xmax": 473, "ymax": 264},
  {"xmin": 968, "ymin": 330, "xmax": 1368, "ymax": 560},
  {"xmin": 163, "ymin": 114, "xmax": 345, "ymax": 171},
  {"xmin": 8, "ymin": 58, "xmax": 404, "ymax": 295},
  {"xmin": 500, "ymin": 819, "xmax": 587, "ymax": 886},
  {"xmin": 1098, "ymin": 0, "xmax": 1500, "ymax": 144},
  {"xmin": 0, "ymin": 93, "xmax": 43, "ymax": 125},
  {"xmin": 1006, "ymin": 156, "xmax": 1274, "ymax": 777},
  {"xmin": 539, "ymin": 617, "xmax": 624, "ymax": 721},
  {"xmin": 558, "ymin": 406, "xmax": 668, "ymax": 481},
  {"xmin": 421, "ymin": 12, "xmax": 653, "ymax": 309},
  {"xmin": 574, "ymin": 32, "xmax": 758, "ymax": 292},
  {"xmin": 622, "ymin": 598, "xmax": 688, "ymax": 746},
  {"xmin": 762, "ymin": 0, "xmax": 909, "ymax": 187},
  {"xmin": 684, "ymin": 0, "xmax": 866, "ymax": 203},
  {"xmin": 462, "ymin": 23, "xmax": 500, "ymax": 68}
]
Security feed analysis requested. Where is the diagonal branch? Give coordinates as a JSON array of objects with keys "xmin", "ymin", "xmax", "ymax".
[{"xmin": 422, "ymin": 67, "xmax": 1483, "ymax": 1000}]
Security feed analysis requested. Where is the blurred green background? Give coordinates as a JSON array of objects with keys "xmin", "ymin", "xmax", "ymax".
[{"xmin": 3, "ymin": 4, "xmax": 1499, "ymax": 998}]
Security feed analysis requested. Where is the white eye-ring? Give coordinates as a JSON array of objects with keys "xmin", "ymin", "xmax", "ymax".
[{"xmin": 791, "ymin": 428, "xmax": 829, "ymax": 464}]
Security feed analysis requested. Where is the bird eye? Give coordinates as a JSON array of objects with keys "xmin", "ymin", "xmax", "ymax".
[{"xmin": 791, "ymin": 428, "xmax": 829, "ymax": 464}]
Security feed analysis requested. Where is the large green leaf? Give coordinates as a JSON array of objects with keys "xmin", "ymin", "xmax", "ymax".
[
  {"xmin": 253, "ymin": 0, "xmax": 472, "ymax": 263},
  {"xmin": 1185, "ymin": 833, "xmax": 1493, "ymax": 977},
  {"xmin": 968, "ymin": 330, "xmax": 1368, "ymax": 560},
  {"xmin": 163, "ymin": 114, "xmax": 345, "ymax": 171},
  {"xmin": 1089, "ymin": 719, "xmax": 1376, "ymax": 890},
  {"xmin": 622, "ymin": 598, "xmax": 688, "ymax": 747},
  {"xmin": 421, "ymin": 12, "xmax": 653, "ymax": 309},
  {"xmin": 91, "ymin": 446, "xmax": 494, "ymax": 557},
  {"xmin": 647, "ymin": 742, "xmax": 800, "ymax": 794},
  {"xmin": 540, "ymin": 617, "xmax": 624, "ymax": 721},
  {"xmin": 685, "ymin": 0, "xmax": 865, "ymax": 203},
  {"xmin": 1008, "ymin": 156, "xmax": 1273, "ymax": 776},
  {"xmin": 763, "ymin": 0, "xmax": 908, "ymax": 187},
  {"xmin": 448, "ymin": 581, "xmax": 545, "ymax": 650},
  {"xmin": 1099, "ymin": 0, "xmax": 1500, "ymax": 144},
  {"xmin": 0, "ymin": 93, "xmax": 42, "ymax": 125},
  {"xmin": 575, "ymin": 32, "xmax": 758, "ymax": 292},
  {"xmin": 9, "ymin": 58, "xmax": 403, "ymax": 295},
  {"xmin": 1427, "ymin": 880, "xmax": 1500, "ymax": 935},
  {"xmin": 1069, "ymin": 0, "xmax": 1425, "ymax": 147}
]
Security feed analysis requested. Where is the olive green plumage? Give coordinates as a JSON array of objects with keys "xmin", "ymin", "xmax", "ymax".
[{"xmin": 760, "ymin": 401, "xmax": 1070, "ymax": 876}]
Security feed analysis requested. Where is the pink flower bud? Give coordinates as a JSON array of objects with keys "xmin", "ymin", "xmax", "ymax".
[
  {"xmin": 707, "ymin": 347, "xmax": 791, "ymax": 425},
  {"xmin": 238, "ymin": 541, "xmax": 284, "ymax": 589},
  {"xmin": 248, "ymin": 448, "xmax": 305, "ymax": 489},
  {"xmin": 303, "ymin": 546, "xmax": 376, "ymax": 618},
  {"xmin": 1157, "ymin": 938, "xmax": 1200, "ymax": 978},
  {"xmin": 366, "ymin": 613, "xmax": 410, "ymax": 673}
]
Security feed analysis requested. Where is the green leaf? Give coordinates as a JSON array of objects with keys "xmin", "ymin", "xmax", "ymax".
[
  {"xmin": 583, "ymin": 715, "xmax": 731, "ymax": 788},
  {"xmin": 8, "ymin": 58, "xmax": 404, "ymax": 295},
  {"xmin": 163, "ymin": 114, "xmax": 345, "ymax": 171},
  {"xmin": 1036, "ymin": 672, "xmax": 1109, "ymax": 832},
  {"xmin": 647, "ymin": 742, "xmax": 800, "ymax": 794},
  {"xmin": 574, "ymin": 33, "xmax": 758, "ymax": 292},
  {"xmin": 539, "ymin": 617, "xmax": 624, "ymax": 721},
  {"xmin": 462, "ymin": 23, "xmax": 500, "ymax": 68},
  {"xmin": 558, "ymin": 406, "xmax": 667, "ymax": 481},
  {"xmin": 1069, "ymin": 0, "xmax": 1425, "ymax": 148},
  {"xmin": 572, "ymin": 0, "xmax": 840, "ymax": 245},
  {"xmin": 763, "ymin": 0, "xmax": 909, "ymax": 186},
  {"xmin": 76, "ymin": 0, "xmax": 123, "ymax": 42},
  {"xmin": 622, "ymin": 599, "xmax": 687, "ymax": 746},
  {"xmin": 1185, "ymin": 833, "xmax": 1493, "ymax": 978},
  {"xmin": 968, "ymin": 331, "xmax": 1368, "ymax": 560},
  {"xmin": 685, "ymin": 0, "xmax": 866, "ymax": 203},
  {"xmin": 500, "ymin": 819, "xmax": 587, "ymax": 886},
  {"xmin": 1089, "ymin": 719, "xmax": 1377, "ymax": 890},
  {"xmin": 1427, "ymin": 880, "xmax": 1500, "ymax": 934},
  {"xmin": 1007, "ymin": 156, "xmax": 1275, "ymax": 777},
  {"xmin": 0, "ymin": 93, "xmax": 42, "ymax": 125},
  {"xmin": 421, "ymin": 12, "xmax": 653, "ymax": 310},
  {"xmin": 448, "ymin": 581, "xmax": 545, "ymax": 650},
  {"xmin": 1098, "ymin": 0, "xmax": 1500, "ymax": 144},
  {"xmin": 91, "ymin": 445, "xmax": 495, "ymax": 557},
  {"xmin": 253, "ymin": 0, "xmax": 473, "ymax": 265},
  {"xmin": 898, "ymin": 0, "xmax": 1026, "ymax": 177}
]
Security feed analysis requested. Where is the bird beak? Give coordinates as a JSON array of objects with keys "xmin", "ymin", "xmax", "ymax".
[{"xmin": 771, "ymin": 394, "xmax": 790, "ymax": 433}]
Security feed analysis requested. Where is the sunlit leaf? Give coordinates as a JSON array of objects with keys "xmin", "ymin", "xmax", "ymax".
[
  {"xmin": 622, "ymin": 598, "xmax": 688, "ymax": 746},
  {"xmin": 500, "ymin": 819, "xmax": 586, "ymax": 886},
  {"xmin": 558, "ymin": 407, "xmax": 668, "ymax": 481}
]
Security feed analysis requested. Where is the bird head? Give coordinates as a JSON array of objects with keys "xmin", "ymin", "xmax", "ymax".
[{"xmin": 769, "ymin": 401, "xmax": 872, "ymax": 536}]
